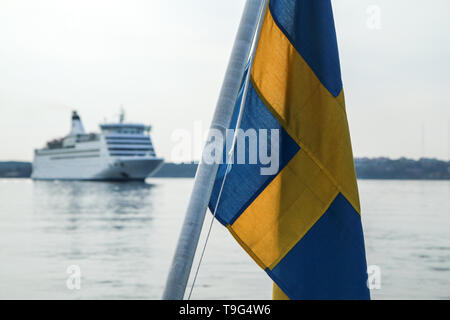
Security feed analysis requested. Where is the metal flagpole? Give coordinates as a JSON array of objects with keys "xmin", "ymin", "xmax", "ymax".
[{"xmin": 162, "ymin": 0, "xmax": 266, "ymax": 300}]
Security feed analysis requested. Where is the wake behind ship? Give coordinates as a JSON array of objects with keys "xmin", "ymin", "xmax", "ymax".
[{"xmin": 32, "ymin": 111, "xmax": 164, "ymax": 181}]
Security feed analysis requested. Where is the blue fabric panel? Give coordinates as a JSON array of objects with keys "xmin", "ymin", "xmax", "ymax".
[
  {"xmin": 269, "ymin": 0, "xmax": 343, "ymax": 97},
  {"xmin": 268, "ymin": 193, "xmax": 370, "ymax": 300},
  {"xmin": 209, "ymin": 81, "xmax": 300, "ymax": 226}
]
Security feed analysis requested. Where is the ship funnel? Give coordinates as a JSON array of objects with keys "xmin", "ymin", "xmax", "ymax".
[{"xmin": 70, "ymin": 111, "xmax": 86, "ymax": 135}]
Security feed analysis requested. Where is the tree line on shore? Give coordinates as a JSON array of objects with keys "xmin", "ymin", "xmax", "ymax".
[{"xmin": 0, "ymin": 157, "xmax": 449, "ymax": 180}]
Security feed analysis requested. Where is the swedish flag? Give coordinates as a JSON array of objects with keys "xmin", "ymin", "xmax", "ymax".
[{"xmin": 209, "ymin": 0, "xmax": 370, "ymax": 300}]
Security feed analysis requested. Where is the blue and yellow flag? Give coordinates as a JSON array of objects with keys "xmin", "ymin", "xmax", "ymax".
[{"xmin": 209, "ymin": 0, "xmax": 370, "ymax": 300}]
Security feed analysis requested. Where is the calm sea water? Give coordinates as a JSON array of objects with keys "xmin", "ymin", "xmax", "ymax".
[{"xmin": 0, "ymin": 178, "xmax": 449, "ymax": 300}]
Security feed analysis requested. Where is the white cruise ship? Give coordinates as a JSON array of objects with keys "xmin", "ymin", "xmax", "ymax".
[{"xmin": 31, "ymin": 111, "xmax": 164, "ymax": 181}]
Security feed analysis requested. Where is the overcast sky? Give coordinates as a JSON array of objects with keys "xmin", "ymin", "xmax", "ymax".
[{"xmin": 0, "ymin": 0, "xmax": 449, "ymax": 162}]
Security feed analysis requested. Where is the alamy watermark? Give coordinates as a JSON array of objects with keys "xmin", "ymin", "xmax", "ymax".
[
  {"xmin": 367, "ymin": 265, "xmax": 381, "ymax": 290},
  {"xmin": 366, "ymin": 5, "xmax": 382, "ymax": 30},
  {"xmin": 66, "ymin": 265, "xmax": 81, "ymax": 290},
  {"xmin": 171, "ymin": 122, "xmax": 280, "ymax": 176},
  {"xmin": 64, "ymin": 262, "xmax": 380, "ymax": 291}
]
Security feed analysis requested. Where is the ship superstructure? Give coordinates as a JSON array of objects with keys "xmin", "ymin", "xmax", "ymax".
[{"xmin": 32, "ymin": 111, "xmax": 164, "ymax": 180}]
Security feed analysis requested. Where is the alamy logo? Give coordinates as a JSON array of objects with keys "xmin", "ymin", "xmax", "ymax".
[
  {"xmin": 367, "ymin": 265, "xmax": 381, "ymax": 290},
  {"xmin": 66, "ymin": 265, "xmax": 81, "ymax": 290},
  {"xmin": 366, "ymin": 5, "xmax": 382, "ymax": 30},
  {"xmin": 171, "ymin": 122, "xmax": 280, "ymax": 176}
]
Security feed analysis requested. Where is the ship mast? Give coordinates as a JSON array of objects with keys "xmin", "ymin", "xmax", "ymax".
[{"xmin": 119, "ymin": 107, "xmax": 125, "ymax": 124}]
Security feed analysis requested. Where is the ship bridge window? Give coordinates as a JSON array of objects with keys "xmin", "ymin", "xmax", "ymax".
[
  {"xmin": 101, "ymin": 125, "xmax": 147, "ymax": 135},
  {"xmin": 123, "ymin": 128, "xmax": 143, "ymax": 134}
]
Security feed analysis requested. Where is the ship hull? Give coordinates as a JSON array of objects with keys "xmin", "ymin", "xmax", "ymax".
[{"xmin": 31, "ymin": 156, "xmax": 164, "ymax": 181}]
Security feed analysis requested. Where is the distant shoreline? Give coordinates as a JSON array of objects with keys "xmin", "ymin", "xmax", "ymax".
[{"xmin": 1, "ymin": 158, "xmax": 449, "ymax": 180}]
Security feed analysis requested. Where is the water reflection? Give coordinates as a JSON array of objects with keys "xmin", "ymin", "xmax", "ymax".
[
  {"xmin": 1, "ymin": 178, "xmax": 194, "ymax": 299},
  {"xmin": 21, "ymin": 180, "xmax": 163, "ymax": 299},
  {"xmin": 2, "ymin": 179, "xmax": 449, "ymax": 299},
  {"xmin": 32, "ymin": 180, "xmax": 157, "ymax": 231}
]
